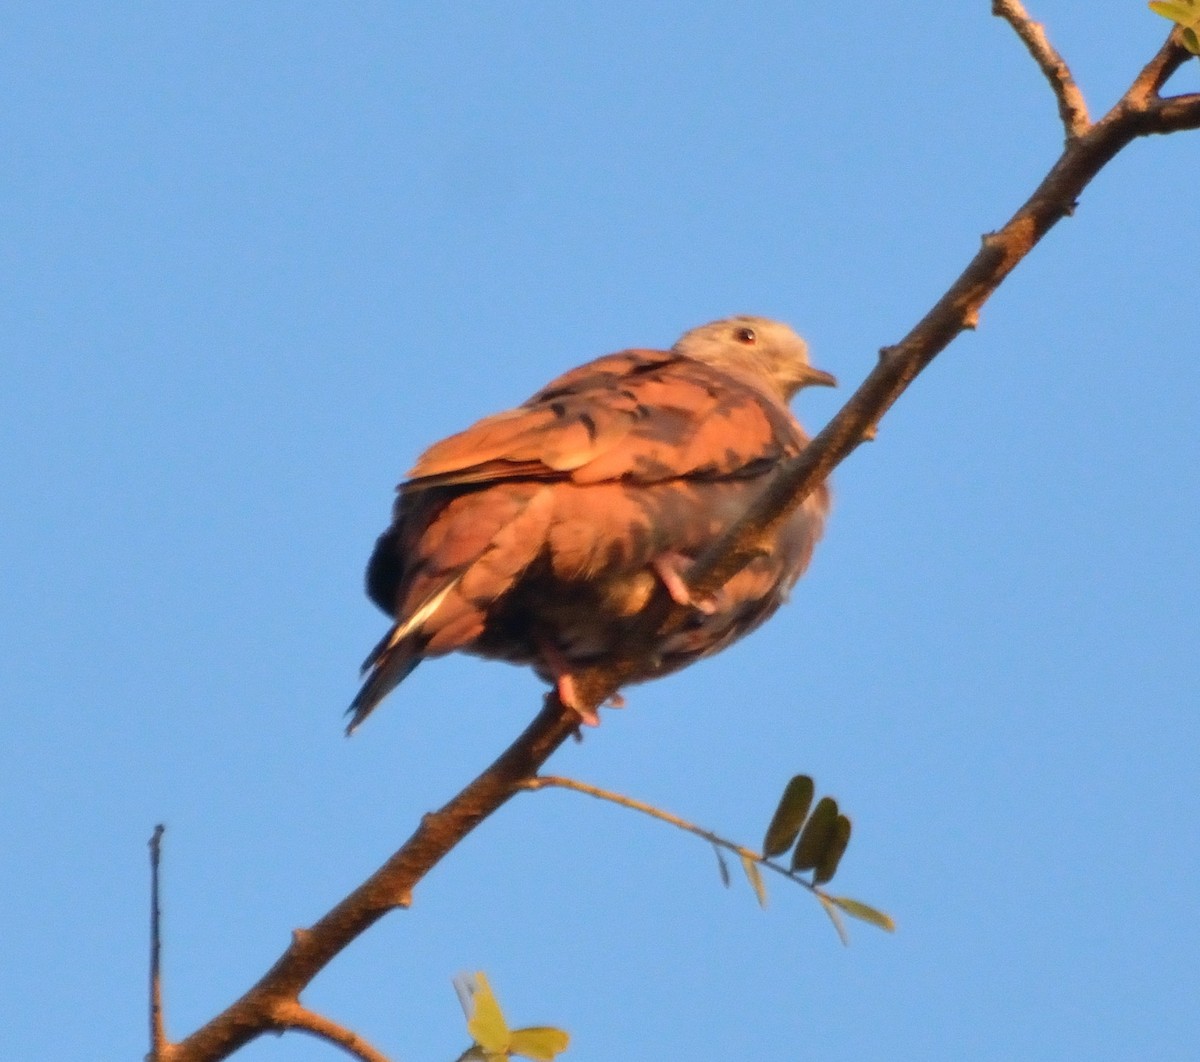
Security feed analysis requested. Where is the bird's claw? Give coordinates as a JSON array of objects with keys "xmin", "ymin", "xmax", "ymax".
[{"xmin": 653, "ymin": 553, "xmax": 719, "ymax": 614}]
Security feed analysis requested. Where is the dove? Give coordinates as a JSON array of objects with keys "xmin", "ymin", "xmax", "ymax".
[{"xmin": 349, "ymin": 315, "xmax": 835, "ymax": 732}]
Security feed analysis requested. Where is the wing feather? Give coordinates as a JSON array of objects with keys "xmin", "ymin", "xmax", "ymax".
[{"xmin": 403, "ymin": 349, "xmax": 800, "ymax": 492}]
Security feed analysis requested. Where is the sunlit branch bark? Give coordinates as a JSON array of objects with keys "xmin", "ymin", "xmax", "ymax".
[
  {"xmin": 270, "ymin": 1001, "xmax": 394, "ymax": 1062},
  {"xmin": 1128, "ymin": 30, "xmax": 1198, "ymax": 103},
  {"xmin": 149, "ymin": 825, "xmax": 168, "ymax": 1061},
  {"xmin": 1148, "ymin": 92, "xmax": 1200, "ymax": 130},
  {"xmin": 993, "ymin": 0, "xmax": 1090, "ymax": 139}
]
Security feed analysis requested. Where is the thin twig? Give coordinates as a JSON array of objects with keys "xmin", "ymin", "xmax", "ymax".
[
  {"xmin": 993, "ymin": 0, "xmax": 1090, "ymax": 139},
  {"xmin": 149, "ymin": 824, "xmax": 169, "ymax": 1061},
  {"xmin": 270, "ymin": 1001, "xmax": 393, "ymax": 1062},
  {"xmin": 520, "ymin": 775, "xmax": 817, "ymax": 895}
]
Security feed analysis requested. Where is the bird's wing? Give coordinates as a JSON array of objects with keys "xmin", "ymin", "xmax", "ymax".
[
  {"xmin": 402, "ymin": 349, "xmax": 804, "ymax": 492},
  {"xmin": 349, "ymin": 349, "xmax": 816, "ymax": 732}
]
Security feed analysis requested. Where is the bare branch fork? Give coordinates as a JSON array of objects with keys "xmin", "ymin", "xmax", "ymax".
[{"xmin": 153, "ymin": 14, "xmax": 1200, "ymax": 1062}]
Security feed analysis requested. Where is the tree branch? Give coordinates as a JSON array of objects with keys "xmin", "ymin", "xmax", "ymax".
[
  {"xmin": 270, "ymin": 1001, "xmax": 394, "ymax": 1062},
  {"xmin": 1128, "ymin": 29, "xmax": 1198, "ymax": 105},
  {"xmin": 168, "ymin": 699, "xmax": 579, "ymax": 1061},
  {"xmin": 149, "ymin": 825, "xmax": 169, "ymax": 1061},
  {"xmin": 993, "ymin": 0, "xmax": 1090, "ymax": 140},
  {"xmin": 1148, "ymin": 91, "xmax": 1200, "ymax": 131}
]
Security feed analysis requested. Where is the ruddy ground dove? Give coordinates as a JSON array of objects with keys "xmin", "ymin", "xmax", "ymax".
[{"xmin": 349, "ymin": 315, "xmax": 835, "ymax": 732}]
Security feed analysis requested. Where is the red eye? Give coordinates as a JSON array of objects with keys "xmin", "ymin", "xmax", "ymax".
[{"xmin": 734, "ymin": 326, "xmax": 757, "ymax": 344}]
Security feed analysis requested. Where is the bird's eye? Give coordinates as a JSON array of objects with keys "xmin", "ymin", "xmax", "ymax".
[{"xmin": 734, "ymin": 326, "xmax": 757, "ymax": 345}]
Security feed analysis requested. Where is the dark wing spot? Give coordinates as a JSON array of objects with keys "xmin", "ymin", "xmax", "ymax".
[
  {"xmin": 627, "ymin": 358, "xmax": 670, "ymax": 377},
  {"xmin": 578, "ymin": 410, "xmax": 598, "ymax": 441},
  {"xmin": 627, "ymin": 456, "xmax": 677, "ymax": 480}
]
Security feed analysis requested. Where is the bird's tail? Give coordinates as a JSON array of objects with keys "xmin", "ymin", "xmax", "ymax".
[
  {"xmin": 346, "ymin": 629, "xmax": 423, "ymax": 735},
  {"xmin": 345, "ymin": 576, "xmax": 462, "ymax": 735}
]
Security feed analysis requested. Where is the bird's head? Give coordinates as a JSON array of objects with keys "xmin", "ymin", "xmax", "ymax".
[{"xmin": 671, "ymin": 315, "xmax": 837, "ymax": 402}]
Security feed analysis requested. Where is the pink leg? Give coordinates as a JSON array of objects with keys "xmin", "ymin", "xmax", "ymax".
[
  {"xmin": 653, "ymin": 553, "xmax": 718, "ymax": 615},
  {"xmin": 539, "ymin": 641, "xmax": 601, "ymax": 726},
  {"xmin": 557, "ymin": 673, "xmax": 600, "ymax": 727}
]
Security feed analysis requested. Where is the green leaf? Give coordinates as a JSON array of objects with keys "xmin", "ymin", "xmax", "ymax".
[
  {"xmin": 740, "ymin": 853, "xmax": 769, "ymax": 909},
  {"xmin": 713, "ymin": 843, "xmax": 731, "ymax": 888},
  {"xmin": 816, "ymin": 891, "xmax": 849, "ymax": 946},
  {"xmin": 464, "ymin": 972, "xmax": 512, "ymax": 1054},
  {"xmin": 812, "ymin": 814, "xmax": 852, "ymax": 885},
  {"xmin": 762, "ymin": 775, "xmax": 815, "ymax": 857},
  {"xmin": 509, "ymin": 1026, "xmax": 571, "ymax": 1060},
  {"xmin": 790, "ymin": 796, "xmax": 839, "ymax": 872},
  {"xmin": 828, "ymin": 895, "xmax": 897, "ymax": 933}
]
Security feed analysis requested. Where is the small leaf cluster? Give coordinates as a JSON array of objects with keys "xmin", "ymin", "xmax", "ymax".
[
  {"xmin": 1150, "ymin": 0, "xmax": 1200, "ymax": 53},
  {"xmin": 454, "ymin": 971, "xmax": 570, "ymax": 1061},
  {"xmin": 763, "ymin": 775, "xmax": 850, "ymax": 884},
  {"xmin": 718, "ymin": 774, "xmax": 895, "ymax": 943}
]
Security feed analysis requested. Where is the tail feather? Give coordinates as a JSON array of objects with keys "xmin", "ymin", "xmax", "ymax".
[
  {"xmin": 347, "ymin": 575, "xmax": 463, "ymax": 735},
  {"xmin": 346, "ymin": 636, "xmax": 422, "ymax": 735}
]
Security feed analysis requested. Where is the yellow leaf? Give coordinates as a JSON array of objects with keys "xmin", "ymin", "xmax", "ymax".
[
  {"xmin": 816, "ymin": 891, "xmax": 849, "ymax": 946},
  {"xmin": 509, "ymin": 1026, "xmax": 571, "ymax": 1060},
  {"xmin": 740, "ymin": 853, "xmax": 769, "ymax": 909},
  {"xmin": 1149, "ymin": 0, "xmax": 1200, "ymax": 52},
  {"xmin": 464, "ymin": 972, "xmax": 512, "ymax": 1054},
  {"xmin": 1149, "ymin": 0, "xmax": 1197, "ymax": 20},
  {"xmin": 828, "ymin": 895, "xmax": 897, "ymax": 933}
]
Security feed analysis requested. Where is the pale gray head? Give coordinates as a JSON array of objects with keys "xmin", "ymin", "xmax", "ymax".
[{"xmin": 671, "ymin": 315, "xmax": 837, "ymax": 402}]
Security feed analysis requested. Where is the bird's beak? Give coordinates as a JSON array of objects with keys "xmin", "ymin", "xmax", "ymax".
[{"xmin": 800, "ymin": 365, "xmax": 838, "ymax": 389}]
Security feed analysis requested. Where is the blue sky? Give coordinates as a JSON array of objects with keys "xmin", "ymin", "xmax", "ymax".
[{"xmin": 4, "ymin": 3, "xmax": 1198, "ymax": 1060}]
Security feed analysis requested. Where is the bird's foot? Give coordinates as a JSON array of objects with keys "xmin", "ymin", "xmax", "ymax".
[
  {"xmin": 557, "ymin": 673, "xmax": 601, "ymax": 727},
  {"xmin": 538, "ymin": 640, "xmax": 602, "ymax": 726},
  {"xmin": 653, "ymin": 553, "xmax": 721, "ymax": 614}
]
